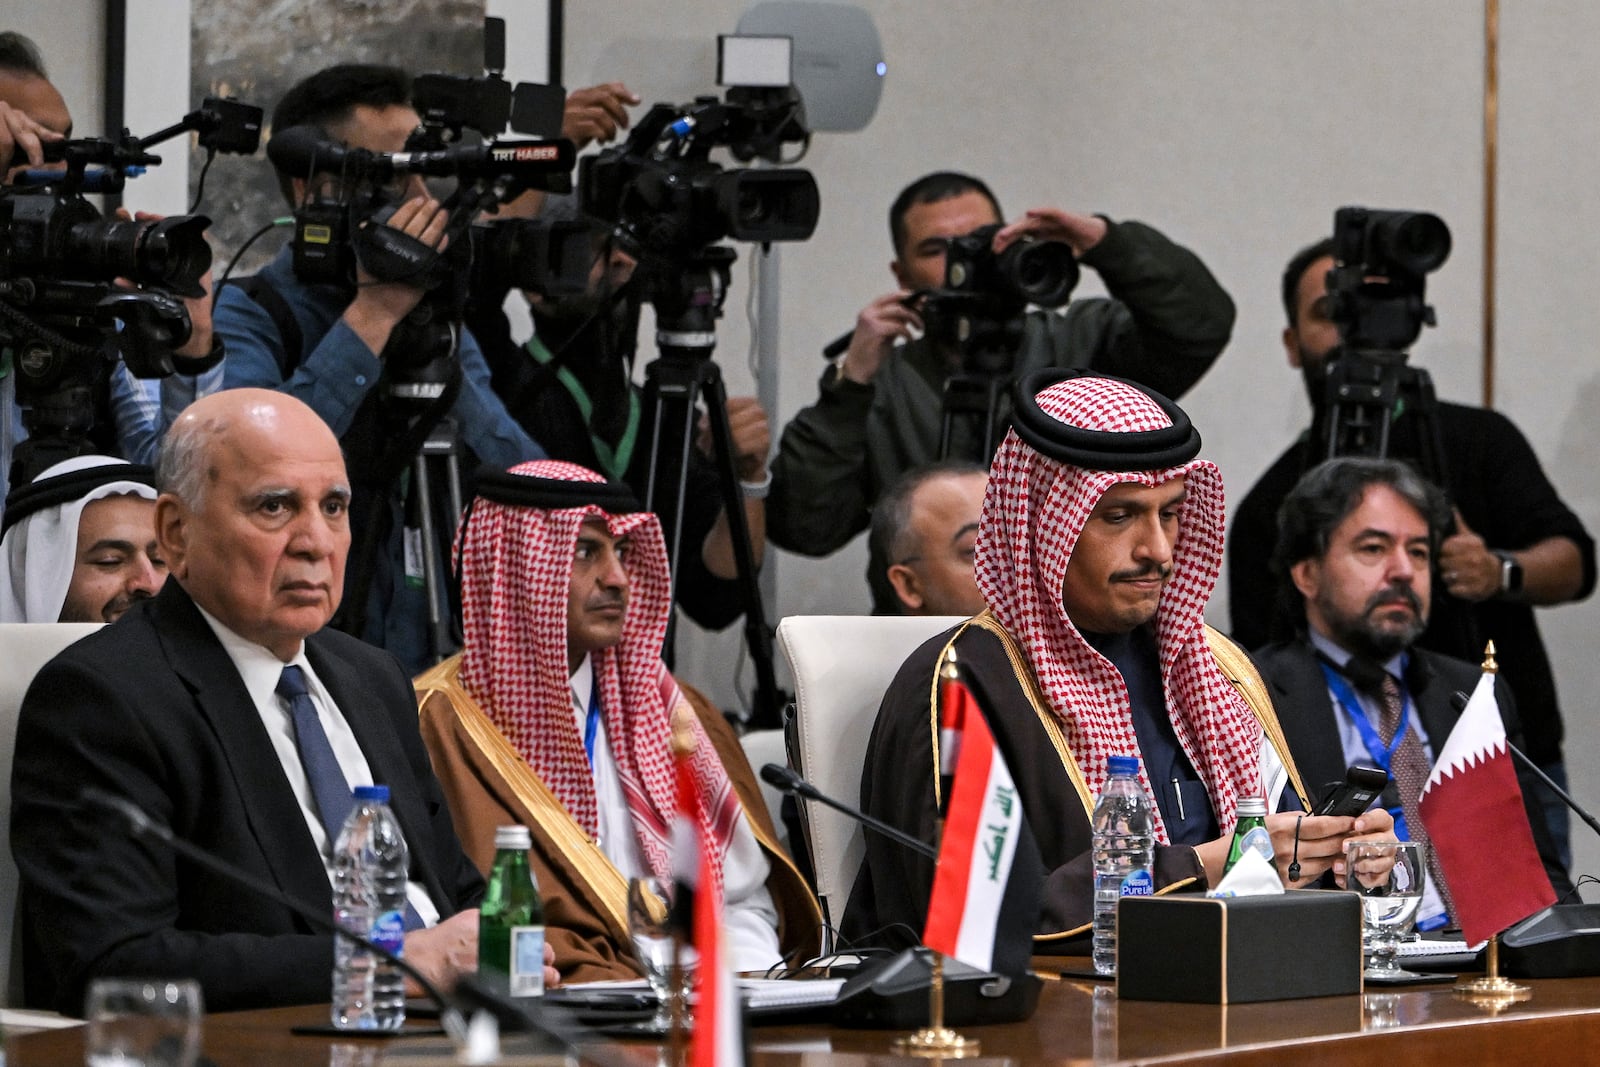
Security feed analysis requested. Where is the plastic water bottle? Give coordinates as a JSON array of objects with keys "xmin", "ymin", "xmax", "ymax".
[
  {"xmin": 1091, "ymin": 755, "xmax": 1155, "ymax": 976},
  {"xmin": 479, "ymin": 825, "xmax": 546, "ymax": 998},
  {"xmin": 331, "ymin": 784, "xmax": 409, "ymax": 1031}
]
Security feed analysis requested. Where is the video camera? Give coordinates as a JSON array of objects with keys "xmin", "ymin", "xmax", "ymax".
[
  {"xmin": 1320, "ymin": 205, "xmax": 1453, "ymax": 471},
  {"xmin": 0, "ymin": 97, "xmax": 261, "ymax": 482},
  {"xmin": 923, "ymin": 222, "xmax": 1079, "ymax": 376},
  {"xmin": 1326, "ymin": 206, "xmax": 1451, "ymax": 353},
  {"xmin": 579, "ymin": 87, "xmax": 819, "ymax": 264}
]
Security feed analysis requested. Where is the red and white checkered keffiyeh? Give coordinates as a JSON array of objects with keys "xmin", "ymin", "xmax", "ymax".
[
  {"xmin": 456, "ymin": 459, "xmax": 743, "ymax": 890},
  {"xmin": 973, "ymin": 377, "xmax": 1262, "ymax": 843}
]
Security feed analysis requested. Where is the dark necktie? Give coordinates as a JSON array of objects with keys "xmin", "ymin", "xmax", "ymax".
[
  {"xmin": 1378, "ymin": 673, "xmax": 1456, "ymax": 921},
  {"xmin": 275, "ymin": 665, "xmax": 426, "ymax": 931},
  {"xmin": 276, "ymin": 665, "xmax": 355, "ymax": 849}
]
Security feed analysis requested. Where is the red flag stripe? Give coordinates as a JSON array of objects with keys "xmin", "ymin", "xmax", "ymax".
[{"xmin": 924, "ymin": 677, "xmax": 998, "ymax": 958}]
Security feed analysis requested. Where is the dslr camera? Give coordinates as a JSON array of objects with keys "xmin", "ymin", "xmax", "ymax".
[{"xmin": 922, "ymin": 222, "xmax": 1079, "ymax": 377}]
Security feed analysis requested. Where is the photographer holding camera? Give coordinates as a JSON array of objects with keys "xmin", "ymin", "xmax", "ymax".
[
  {"xmin": 1, "ymin": 32, "xmax": 223, "ymax": 503},
  {"xmin": 213, "ymin": 64, "xmax": 545, "ymax": 673},
  {"xmin": 1226, "ymin": 233, "xmax": 1595, "ymax": 871},
  {"xmin": 767, "ymin": 171, "xmax": 1235, "ymax": 607}
]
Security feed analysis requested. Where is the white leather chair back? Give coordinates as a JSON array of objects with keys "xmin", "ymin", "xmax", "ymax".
[
  {"xmin": 738, "ymin": 729, "xmax": 790, "ymax": 854},
  {"xmin": 777, "ymin": 615, "xmax": 964, "ymax": 947},
  {"xmin": 0, "ymin": 623, "xmax": 104, "ymax": 1006}
]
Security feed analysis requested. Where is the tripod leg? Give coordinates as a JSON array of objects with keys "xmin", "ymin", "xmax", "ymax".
[{"xmin": 695, "ymin": 368, "xmax": 783, "ymax": 729}]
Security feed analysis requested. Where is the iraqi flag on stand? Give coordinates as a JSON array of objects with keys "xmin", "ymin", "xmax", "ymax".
[
  {"xmin": 1417, "ymin": 667, "xmax": 1556, "ymax": 946},
  {"xmin": 922, "ymin": 650, "xmax": 1043, "ymax": 977},
  {"xmin": 675, "ymin": 750, "xmax": 747, "ymax": 1067}
]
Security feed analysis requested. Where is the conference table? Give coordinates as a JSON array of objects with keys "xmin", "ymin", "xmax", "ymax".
[{"xmin": 12, "ymin": 967, "xmax": 1600, "ymax": 1066}]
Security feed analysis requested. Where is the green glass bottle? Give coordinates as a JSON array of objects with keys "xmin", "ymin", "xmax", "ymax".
[
  {"xmin": 1222, "ymin": 796, "xmax": 1273, "ymax": 875},
  {"xmin": 479, "ymin": 825, "xmax": 546, "ymax": 998}
]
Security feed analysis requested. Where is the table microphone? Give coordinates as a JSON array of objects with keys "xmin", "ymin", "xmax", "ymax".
[
  {"xmin": 1449, "ymin": 691, "xmax": 1600, "ymax": 840},
  {"xmin": 78, "ymin": 786, "xmax": 582, "ymax": 1050},
  {"xmin": 756, "ymin": 764, "xmax": 1042, "ymax": 1027},
  {"xmin": 757, "ymin": 763, "xmax": 937, "ymax": 859}
]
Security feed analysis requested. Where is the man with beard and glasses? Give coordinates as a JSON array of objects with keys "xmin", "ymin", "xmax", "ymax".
[
  {"xmin": 467, "ymin": 198, "xmax": 773, "ymax": 631},
  {"xmin": 1, "ymin": 456, "xmax": 164, "ymax": 623},
  {"xmin": 415, "ymin": 460, "xmax": 819, "ymax": 982},
  {"xmin": 846, "ymin": 373, "xmax": 1392, "ymax": 951},
  {"xmin": 1255, "ymin": 457, "xmax": 1572, "ymax": 924},
  {"xmin": 1227, "ymin": 238, "xmax": 1594, "ymax": 870}
]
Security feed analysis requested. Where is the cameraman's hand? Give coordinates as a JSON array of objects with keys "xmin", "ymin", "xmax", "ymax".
[
  {"xmin": 698, "ymin": 396, "xmax": 772, "ymax": 482},
  {"xmin": 563, "ymin": 82, "xmax": 641, "ymax": 148},
  {"xmin": 993, "ymin": 207, "xmax": 1107, "ymax": 257},
  {"xmin": 344, "ymin": 195, "xmax": 450, "ymax": 358},
  {"xmin": 839, "ymin": 290, "xmax": 921, "ymax": 385},
  {"xmin": 114, "ymin": 208, "xmax": 216, "ymax": 359},
  {"xmin": 1, "ymin": 100, "xmax": 63, "ymax": 179}
]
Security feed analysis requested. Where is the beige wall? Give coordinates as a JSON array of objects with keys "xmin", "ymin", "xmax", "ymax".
[{"xmin": 37, "ymin": 1, "xmax": 1600, "ymax": 882}]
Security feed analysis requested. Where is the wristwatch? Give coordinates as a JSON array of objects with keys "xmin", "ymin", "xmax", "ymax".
[{"xmin": 1493, "ymin": 549, "xmax": 1524, "ymax": 595}]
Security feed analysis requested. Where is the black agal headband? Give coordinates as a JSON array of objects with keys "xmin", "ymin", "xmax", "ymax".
[
  {"xmin": 471, "ymin": 468, "xmax": 643, "ymax": 514},
  {"xmin": 2, "ymin": 463, "xmax": 157, "ymax": 536},
  {"xmin": 1008, "ymin": 369, "xmax": 1202, "ymax": 471}
]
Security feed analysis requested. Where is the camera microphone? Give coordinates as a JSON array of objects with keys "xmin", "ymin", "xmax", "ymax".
[{"xmin": 269, "ymin": 125, "xmax": 573, "ymax": 185}]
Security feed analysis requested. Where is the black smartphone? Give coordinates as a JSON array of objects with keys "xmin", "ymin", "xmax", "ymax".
[{"xmin": 1313, "ymin": 764, "xmax": 1389, "ymax": 817}]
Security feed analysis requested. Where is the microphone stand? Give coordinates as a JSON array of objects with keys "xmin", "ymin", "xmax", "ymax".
[
  {"xmin": 758, "ymin": 763, "xmax": 938, "ymax": 859},
  {"xmin": 80, "ymin": 788, "xmax": 583, "ymax": 1054}
]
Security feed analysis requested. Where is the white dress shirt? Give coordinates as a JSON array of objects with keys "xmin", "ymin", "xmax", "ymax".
[{"xmin": 570, "ymin": 655, "xmax": 782, "ymax": 971}]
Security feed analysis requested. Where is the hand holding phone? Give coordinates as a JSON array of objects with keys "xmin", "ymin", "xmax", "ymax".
[{"xmin": 1313, "ymin": 764, "xmax": 1389, "ymax": 817}]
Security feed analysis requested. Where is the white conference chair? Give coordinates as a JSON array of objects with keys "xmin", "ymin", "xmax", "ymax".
[
  {"xmin": 738, "ymin": 729, "xmax": 791, "ymax": 854},
  {"xmin": 0, "ymin": 623, "xmax": 104, "ymax": 1007},
  {"xmin": 777, "ymin": 614, "xmax": 965, "ymax": 950}
]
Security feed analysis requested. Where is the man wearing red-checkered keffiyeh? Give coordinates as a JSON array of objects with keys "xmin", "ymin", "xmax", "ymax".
[
  {"xmin": 416, "ymin": 460, "xmax": 819, "ymax": 982},
  {"xmin": 849, "ymin": 372, "xmax": 1340, "ymax": 951}
]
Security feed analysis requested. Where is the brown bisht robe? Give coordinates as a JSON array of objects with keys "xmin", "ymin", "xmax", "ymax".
[
  {"xmin": 417, "ymin": 655, "xmax": 822, "ymax": 983},
  {"xmin": 845, "ymin": 613, "xmax": 1309, "ymax": 953}
]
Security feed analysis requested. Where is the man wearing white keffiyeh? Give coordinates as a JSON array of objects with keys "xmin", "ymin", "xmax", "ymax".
[
  {"xmin": 416, "ymin": 459, "xmax": 819, "ymax": 982},
  {"xmin": 848, "ymin": 372, "xmax": 1393, "ymax": 949},
  {"xmin": 0, "ymin": 455, "xmax": 162, "ymax": 623}
]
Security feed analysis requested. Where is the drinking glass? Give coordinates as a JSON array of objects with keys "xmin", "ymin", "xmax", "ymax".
[
  {"xmin": 626, "ymin": 876, "xmax": 697, "ymax": 1029},
  {"xmin": 85, "ymin": 978, "xmax": 203, "ymax": 1067},
  {"xmin": 1345, "ymin": 840, "xmax": 1423, "ymax": 979}
]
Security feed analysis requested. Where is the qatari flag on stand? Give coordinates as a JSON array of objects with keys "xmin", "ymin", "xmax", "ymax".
[
  {"xmin": 1417, "ymin": 669, "xmax": 1556, "ymax": 946},
  {"xmin": 922, "ymin": 653, "xmax": 1042, "ymax": 977}
]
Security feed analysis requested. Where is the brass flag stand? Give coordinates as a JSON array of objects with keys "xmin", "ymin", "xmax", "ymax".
[
  {"xmin": 892, "ymin": 949, "xmax": 982, "ymax": 1057},
  {"xmin": 1452, "ymin": 643, "xmax": 1531, "ymax": 1004}
]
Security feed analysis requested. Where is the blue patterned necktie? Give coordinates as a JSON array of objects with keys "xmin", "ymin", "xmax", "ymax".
[
  {"xmin": 276, "ymin": 665, "xmax": 355, "ymax": 848},
  {"xmin": 275, "ymin": 665, "xmax": 425, "ymax": 931}
]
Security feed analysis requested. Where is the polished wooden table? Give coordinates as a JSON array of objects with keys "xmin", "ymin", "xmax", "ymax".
[{"xmin": 13, "ymin": 973, "xmax": 1600, "ymax": 1066}]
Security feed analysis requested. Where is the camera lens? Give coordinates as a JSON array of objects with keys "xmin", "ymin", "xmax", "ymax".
[
  {"xmin": 1372, "ymin": 212, "xmax": 1451, "ymax": 276},
  {"xmin": 63, "ymin": 214, "xmax": 212, "ymax": 297},
  {"xmin": 998, "ymin": 238, "xmax": 1079, "ymax": 308}
]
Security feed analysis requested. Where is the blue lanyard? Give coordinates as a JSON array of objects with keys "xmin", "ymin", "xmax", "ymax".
[
  {"xmin": 584, "ymin": 683, "xmax": 602, "ymax": 769},
  {"xmin": 1317, "ymin": 662, "xmax": 1414, "ymax": 839},
  {"xmin": 1317, "ymin": 663, "xmax": 1412, "ymax": 773}
]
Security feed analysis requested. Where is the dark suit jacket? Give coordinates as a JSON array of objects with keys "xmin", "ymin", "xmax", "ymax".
[
  {"xmin": 1255, "ymin": 639, "xmax": 1572, "ymax": 897},
  {"xmin": 11, "ymin": 580, "xmax": 484, "ymax": 1014}
]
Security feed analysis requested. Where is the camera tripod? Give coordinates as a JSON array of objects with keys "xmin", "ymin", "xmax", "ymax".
[{"xmin": 638, "ymin": 247, "xmax": 783, "ymax": 730}]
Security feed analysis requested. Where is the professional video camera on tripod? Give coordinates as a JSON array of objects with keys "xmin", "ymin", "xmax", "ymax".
[
  {"xmin": 253, "ymin": 46, "xmax": 580, "ymax": 664},
  {"xmin": 580, "ymin": 35, "xmax": 822, "ymax": 727},
  {"xmin": 0, "ymin": 97, "xmax": 260, "ymax": 487},
  {"xmin": 1318, "ymin": 205, "xmax": 1454, "ymax": 480}
]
